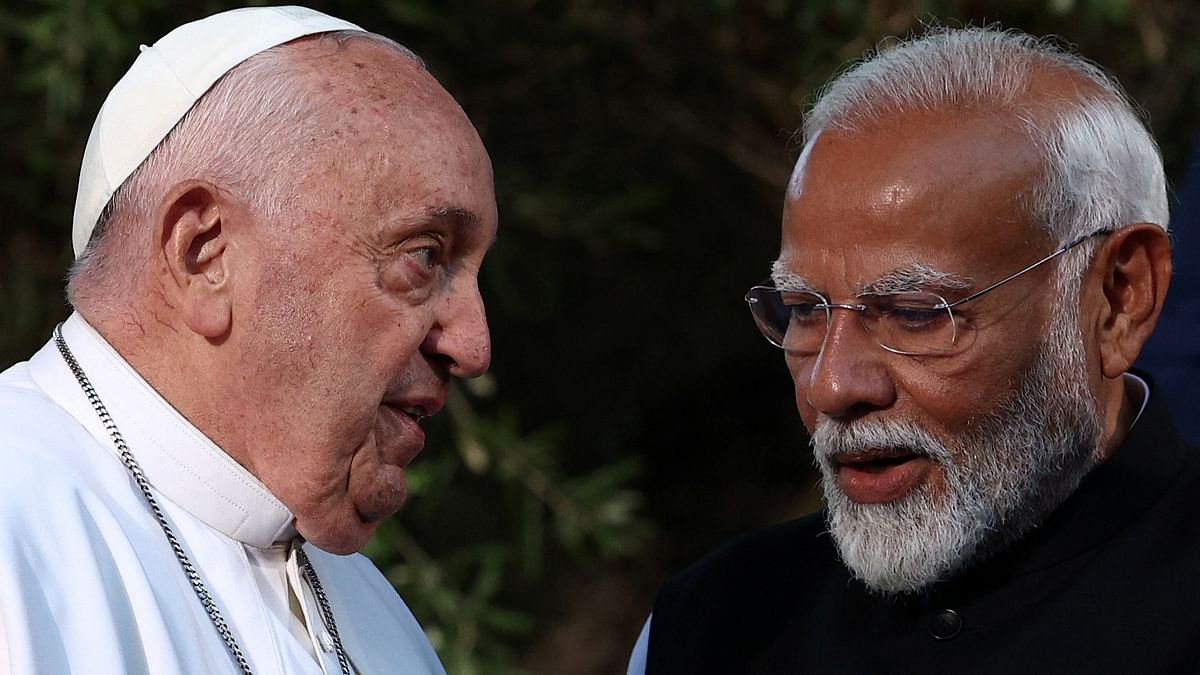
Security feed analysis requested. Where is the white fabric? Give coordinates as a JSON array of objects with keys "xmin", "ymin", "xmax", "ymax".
[
  {"xmin": 1126, "ymin": 371, "xmax": 1150, "ymax": 424},
  {"xmin": 625, "ymin": 617, "xmax": 650, "ymax": 675},
  {"xmin": 0, "ymin": 313, "xmax": 445, "ymax": 674},
  {"xmin": 73, "ymin": 5, "xmax": 364, "ymax": 256}
]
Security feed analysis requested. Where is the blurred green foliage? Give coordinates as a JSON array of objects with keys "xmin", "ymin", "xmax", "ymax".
[
  {"xmin": 364, "ymin": 376, "xmax": 650, "ymax": 674},
  {"xmin": 1, "ymin": 1, "xmax": 1197, "ymax": 673}
]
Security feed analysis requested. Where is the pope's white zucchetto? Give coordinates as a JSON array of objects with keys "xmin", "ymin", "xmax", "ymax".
[{"xmin": 71, "ymin": 5, "xmax": 364, "ymax": 258}]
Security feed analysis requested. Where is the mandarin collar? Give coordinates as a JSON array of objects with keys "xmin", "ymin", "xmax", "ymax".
[{"xmin": 27, "ymin": 312, "xmax": 295, "ymax": 548}]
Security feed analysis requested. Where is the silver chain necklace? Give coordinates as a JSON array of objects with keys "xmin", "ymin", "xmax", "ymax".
[{"xmin": 54, "ymin": 324, "xmax": 352, "ymax": 675}]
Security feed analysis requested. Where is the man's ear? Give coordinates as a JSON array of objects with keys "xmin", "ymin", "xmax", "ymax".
[
  {"xmin": 1091, "ymin": 223, "xmax": 1172, "ymax": 378},
  {"xmin": 156, "ymin": 181, "xmax": 234, "ymax": 339}
]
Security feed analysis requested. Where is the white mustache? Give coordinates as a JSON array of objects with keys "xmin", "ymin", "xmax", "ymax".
[{"xmin": 810, "ymin": 417, "xmax": 955, "ymax": 465}]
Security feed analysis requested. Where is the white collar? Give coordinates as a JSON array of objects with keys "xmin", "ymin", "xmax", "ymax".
[
  {"xmin": 1124, "ymin": 371, "xmax": 1151, "ymax": 427},
  {"xmin": 28, "ymin": 312, "xmax": 294, "ymax": 548}
]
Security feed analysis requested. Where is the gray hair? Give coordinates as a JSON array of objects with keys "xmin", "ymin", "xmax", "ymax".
[
  {"xmin": 803, "ymin": 26, "xmax": 1169, "ymax": 253},
  {"xmin": 67, "ymin": 31, "xmax": 424, "ymax": 310}
]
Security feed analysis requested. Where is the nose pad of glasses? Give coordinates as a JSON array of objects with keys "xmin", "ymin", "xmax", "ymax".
[{"xmin": 815, "ymin": 303, "xmax": 871, "ymax": 350}]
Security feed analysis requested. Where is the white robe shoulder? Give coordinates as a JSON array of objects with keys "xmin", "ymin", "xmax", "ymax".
[{"xmin": 0, "ymin": 355, "xmax": 444, "ymax": 674}]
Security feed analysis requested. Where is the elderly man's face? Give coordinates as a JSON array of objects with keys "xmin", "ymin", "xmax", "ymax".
[
  {"xmin": 779, "ymin": 111, "xmax": 1102, "ymax": 592},
  {"xmin": 228, "ymin": 41, "xmax": 497, "ymax": 554}
]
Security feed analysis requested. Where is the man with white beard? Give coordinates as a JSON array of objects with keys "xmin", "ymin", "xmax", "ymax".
[{"xmin": 628, "ymin": 26, "xmax": 1200, "ymax": 674}]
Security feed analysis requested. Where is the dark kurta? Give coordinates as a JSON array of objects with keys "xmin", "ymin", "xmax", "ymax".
[{"xmin": 646, "ymin": 393, "xmax": 1200, "ymax": 674}]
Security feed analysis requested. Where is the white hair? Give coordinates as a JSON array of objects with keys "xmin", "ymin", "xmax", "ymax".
[
  {"xmin": 804, "ymin": 26, "xmax": 1169, "ymax": 252},
  {"xmin": 66, "ymin": 31, "xmax": 423, "ymax": 310}
]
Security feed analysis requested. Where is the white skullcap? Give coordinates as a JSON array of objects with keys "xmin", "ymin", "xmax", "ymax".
[{"xmin": 71, "ymin": 5, "xmax": 364, "ymax": 257}]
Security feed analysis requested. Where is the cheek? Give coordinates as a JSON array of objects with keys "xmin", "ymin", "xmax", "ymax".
[
  {"xmin": 890, "ymin": 361, "xmax": 1013, "ymax": 437},
  {"xmin": 893, "ymin": 314, "xmax": 1050, "ymax": 420}
]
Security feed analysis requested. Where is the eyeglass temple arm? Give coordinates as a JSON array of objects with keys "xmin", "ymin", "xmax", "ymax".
[{"xmin": 938, "ymin": 230, "xmax": 1109, "ymax": 310}]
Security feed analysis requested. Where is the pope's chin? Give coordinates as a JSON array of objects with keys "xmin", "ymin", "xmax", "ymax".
[
  {"xmin": 353, "ymin": 463, "xmax": 411, "ymax": 522},
  {"xmin": 298, "ymin": 468, "xmax": 410, "ymax": 555}
]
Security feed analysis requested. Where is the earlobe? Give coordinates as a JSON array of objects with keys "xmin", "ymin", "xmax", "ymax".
[
  {"xmin": 157, "ymin": 181, "xmax": 233, "ymax": 339},
  {"xmin": 1096, "ymin": 224, "xmax": 1172, "ymax": 378}
]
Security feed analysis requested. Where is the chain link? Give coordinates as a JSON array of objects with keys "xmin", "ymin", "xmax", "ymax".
[
  {"xmin": 55, "ymin": 324, "xmax": 352, "ymax": 675},
  {"xmin": 297, "ymin": 547, "xmax": 353, "ymax": 675}
]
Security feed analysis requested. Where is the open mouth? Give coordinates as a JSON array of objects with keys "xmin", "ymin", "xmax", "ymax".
[
  {"xmin": 378, "ymin": 404, "xmax": 428, "ymax": 453},
  {"xmin": 832, "ymin": 450, "xmax": 932, "ymax": 504},
  {"xmin": 396, "ymin": 405, "xmax": 427, "ymax": 422},
  {"xmin": 838, "ymin": 453, "xmax": 921, "ymax": 472}
]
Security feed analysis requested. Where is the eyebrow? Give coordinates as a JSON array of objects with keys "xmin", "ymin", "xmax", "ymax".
[
  {"xmin": 428, "ymin": 206, "xmax": 480, "ymax": 228},
  {"xmin": 432, "ymin": 206, "xmax": 500, "ymax": 248},
  {"xmin": 388, "ymin": 205, "xmax": 490, "ymax": 240},
  {"xmin": 769, "ymin": 262, "xmax": 819, "ymax": 292},
  {"xmin": 768, "ymin": 260, "xmax": 972, "ymax": 296},
  {"xmin": 858, "ymin": 265, "xmax": 972, "ymax": 296}
]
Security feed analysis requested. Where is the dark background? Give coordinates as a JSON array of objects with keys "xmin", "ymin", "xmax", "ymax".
[{"xmin": 1, "ymin": 1, "xmax": 1197, "ymax": 672}]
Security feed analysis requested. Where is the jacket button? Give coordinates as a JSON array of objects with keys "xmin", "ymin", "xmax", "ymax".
[{"xmin": 928, "ymin": 609, "xmax": 963, "ymax": 640}]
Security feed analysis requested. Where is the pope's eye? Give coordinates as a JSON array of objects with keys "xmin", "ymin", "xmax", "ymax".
[
  {"xmin": 411, "ymin": 246, "xmax": 437, "ymax": 270},
  {"xmin": 379, "ymin": 238, "xmax": 444, "ymax": 293}
]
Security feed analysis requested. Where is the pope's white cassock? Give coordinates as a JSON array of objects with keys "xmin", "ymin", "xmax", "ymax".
[{"xmin": 0, "ymin": 314, "xmax": 446, "ymax": 674}]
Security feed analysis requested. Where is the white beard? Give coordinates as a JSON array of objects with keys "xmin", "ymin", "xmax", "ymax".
[{"xmin": 810, "ymin": 298, "xmax": 1103, "ymax": 595}]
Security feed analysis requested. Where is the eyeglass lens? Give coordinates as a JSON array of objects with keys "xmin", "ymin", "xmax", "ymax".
[{"xmin": 745, "ymin": 288, "xmax": 961, "ymax": 356}]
